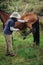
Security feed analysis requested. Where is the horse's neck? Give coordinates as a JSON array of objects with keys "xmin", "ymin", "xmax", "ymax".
[
  {"xmin": 0, "ymin": 11, "xmax": 10, "ymax": 24},
  {"xmin": 21, "ymin": 14, "xmax": 29, "ymax": 19}
]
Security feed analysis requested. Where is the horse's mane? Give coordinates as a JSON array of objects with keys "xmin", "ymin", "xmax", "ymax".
[{"xmin": 0, "ymin": 10, "xmax": 10, "ymax": 15}]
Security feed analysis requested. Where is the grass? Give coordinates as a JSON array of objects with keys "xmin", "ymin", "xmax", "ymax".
[{"xmin": 0, "ymin": 22, "xmax": 43, "ymax": 65}]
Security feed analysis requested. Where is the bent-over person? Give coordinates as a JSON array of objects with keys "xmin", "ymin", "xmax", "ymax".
[{"xmin": 4, "ymin": 12, "xmax": 25, "ymax": 56}]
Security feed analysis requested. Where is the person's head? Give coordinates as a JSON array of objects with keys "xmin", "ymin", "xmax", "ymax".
[{"xmin": 10, "ymin": 12, "xmax": 21, "ymax": 20}]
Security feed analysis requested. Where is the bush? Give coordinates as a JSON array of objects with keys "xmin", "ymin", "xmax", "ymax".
[{"xmin": 33, "ymin": 4, "xmax": 43, "ymax": 16}]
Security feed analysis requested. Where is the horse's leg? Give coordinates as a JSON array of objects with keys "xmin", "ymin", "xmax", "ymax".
[
  {"xmin": 24, "ymin": 29, "xmax": 34, "ymax": 36},
  {"xmin": 21, "ymin": 29, "xmax": 27, "ymax": 39},
  {"xmin": 32, "ymin": 28, "xmax": 36, "ymax": 45},
  {"xmin": 21, "ymin": 29, "xmax": 34, "ymax": 39},
  {"xmin": 35, "ymin": 20, "xmax": 40, "ymax": 45},
  {"xmin": 32, "ymin": 19, "xmax": 40, "ymax": 46}
]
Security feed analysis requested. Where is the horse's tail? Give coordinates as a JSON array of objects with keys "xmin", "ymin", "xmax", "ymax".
[
  {"xmin": 36, "ymin": 18, "xmax": 40, "ymax": 45},
  {"xmin": 36, "ymin": 17, "xmax": 40, "ymax": 45},
  {"xmin": 32, "ymin": 17, "xmax": 40, "ymax": 45}
]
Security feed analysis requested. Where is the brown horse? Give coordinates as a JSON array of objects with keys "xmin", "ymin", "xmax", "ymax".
[
  {"xmin": 0, "ymin": 10, "xmax": 10, "ymax": 28},
  {"xmin": 0, "ymin": 10, "xmax": 40, "ymax": 45}
]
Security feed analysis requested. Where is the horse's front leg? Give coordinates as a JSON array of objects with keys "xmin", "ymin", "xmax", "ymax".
[
  {"xmin": 23, "ymin": 28, "xmax": 36, "ymax": 37},
  {"xmin": 21, "ymin": 29, "xmax": 27, "ymax": 40},
  {"xmin": 21, "ymin": 28, "xmax": 35, "ymax": 40}
]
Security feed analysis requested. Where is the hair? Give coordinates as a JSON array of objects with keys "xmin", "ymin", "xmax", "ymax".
[{"xmin": 11, "ymin": 17, "xmax": 17, "ymax": 22}]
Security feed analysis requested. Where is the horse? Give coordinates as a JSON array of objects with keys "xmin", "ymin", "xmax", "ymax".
[
  {"xmin": 0, "ymin": 10, "xmax": 10, "ymax": 28},
  {"xmin": 0, "ymin": 10, "xmax": 40, "ymax": 46}
]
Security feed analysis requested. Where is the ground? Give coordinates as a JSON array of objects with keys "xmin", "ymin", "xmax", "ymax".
[{"xmin": 0, "ymin": 22, "xmax": 43, "ymax": 65}]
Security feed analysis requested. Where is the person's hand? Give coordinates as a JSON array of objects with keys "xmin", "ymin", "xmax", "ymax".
[
  {"xmin": 24, "ymin": 19, "xmax": 28, "ymax": 22},
  {"xmin": 24, "ymin": 18, "xmax": 30, "ymax": 22},
  {"xmin": 15, "ymin": 28, "xmax": 19, "ymax": 31},
  {"xmin": 17, "ymin": 29, "xmax": 20, "ymax": 32}
]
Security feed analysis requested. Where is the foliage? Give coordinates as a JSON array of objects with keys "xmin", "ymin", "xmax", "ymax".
[
  {"xmin": 0, "ymin": 0, "xmax": 43, "ymax": 15},
  {"xmin": 33, "ymin": 4, "xmax": 43, "ymax": 16}
]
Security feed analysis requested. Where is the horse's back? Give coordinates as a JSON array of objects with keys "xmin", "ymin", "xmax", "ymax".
[
  {"xmin": 21, "ymin": 12, "xmax": 38, "ymax": 29},
  {"xmin": 21, "ymin": 12, "xmax": 38, "ymax": 21}
]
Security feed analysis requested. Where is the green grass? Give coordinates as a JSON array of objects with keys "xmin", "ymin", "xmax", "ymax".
[{"xmin": 0, "ymin": 22, "xmax": 43, "ymax": 65}]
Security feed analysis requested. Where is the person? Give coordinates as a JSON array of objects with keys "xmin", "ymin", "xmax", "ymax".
[{"xmin": 4, "ymin": 12, "xmax": 25, "ymax": 56}]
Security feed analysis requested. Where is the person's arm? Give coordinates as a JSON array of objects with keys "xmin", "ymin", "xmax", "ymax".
[
  {"xmin": 10, "ymin": 27, "xmax": 19, "ymax": 31},
  {"xmin": 17, "ymin": 19, "xmax": 25, "ymax": 22},
  {"xmin": 10, "ymin": 20, "xmax": 19, "ymax": 31}
]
